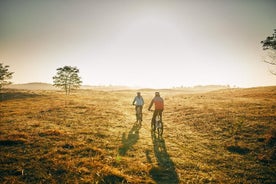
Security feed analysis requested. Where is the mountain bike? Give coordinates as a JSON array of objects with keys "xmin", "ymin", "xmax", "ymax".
[
  {"xmin": 135, "ymin": 105, "xmax": 143, "ymax": 124},
  {"xmin": 151, "ymin": 110, "xmax": 163, "ymax": 137}
]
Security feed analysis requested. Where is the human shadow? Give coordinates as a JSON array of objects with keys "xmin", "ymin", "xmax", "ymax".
[
  {"xmin": 118, "ymin": 122, "xmax": 141, "ymax": 156},
  {"xmin": 149, "ymin": 132, "xmax": 179, "ymax": 184}
]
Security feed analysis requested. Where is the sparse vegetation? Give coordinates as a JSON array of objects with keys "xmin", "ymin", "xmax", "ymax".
[
  {"xmin": 53, "ymin": 66, "xmax": 82, "ymax": 95},
  {"xmin": 0, "ymin": 63, "xmax": 14, "ymax": 91},
  {"xmin": 0, "ymin": 87, "xmax": 275, "ymax": 183}
]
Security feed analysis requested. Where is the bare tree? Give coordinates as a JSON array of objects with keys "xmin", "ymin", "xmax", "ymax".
[
  {"xmin": 53, "ymin": 66, "xmax": 82, "ymax": 95},
  {"xmin": 261, "ymin": 29, "xmax": 276, "ymax": 75}
]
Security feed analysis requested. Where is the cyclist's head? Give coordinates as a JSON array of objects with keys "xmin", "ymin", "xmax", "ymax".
[{"xmin": 155, "ymin": 92, "xmax": 160, "ymax": 96}]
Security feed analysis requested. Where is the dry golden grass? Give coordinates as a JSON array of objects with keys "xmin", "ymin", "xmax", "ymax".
[{"xmin": 0, "ymin": 87, "xmax": 275, "ymax": 183}]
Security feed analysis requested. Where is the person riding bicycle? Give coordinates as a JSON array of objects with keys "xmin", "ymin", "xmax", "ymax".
[
  {"xmin": 148, "ymin": 92, "xmax": 164, "ymax": 126},
  {"xmin": 132, "ymin": 92, "xmax": 144, "ymax": 122}
]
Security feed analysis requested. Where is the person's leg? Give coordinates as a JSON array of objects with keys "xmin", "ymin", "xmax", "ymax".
[
  {"xmin": 135, "ymin": 106, "xmax": 138, "ymax": 121},
  {"xmin": 151, "ymin": 110, "xmax": 158, "ymax": 129},
  {"xmin": 159, "ymin": 109, "xmax": 163, "ymax": 122},
  {"xmin": 140, "ymin": 106, "xmax": 143, "ymax": 121}
]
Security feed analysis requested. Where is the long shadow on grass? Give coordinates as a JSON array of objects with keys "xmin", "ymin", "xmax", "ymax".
[
  {"xmin": 118, "ymin": 122, "xmax": 141, "ymax": 156},
  {"xmin": 0, "ymin": 91, "xmax": 41, "ymax": 101},
  {"xmin": 148, "ymin": 132, "xmax": 179, "ymax": 184}
]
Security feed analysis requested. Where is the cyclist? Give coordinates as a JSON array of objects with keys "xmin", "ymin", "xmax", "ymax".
[
  {"xmin": 132, "ymin": 92, "xmax": 144, "ymax": 122},
  {"xmin": 148, "ymin": 92, "xmax": 164, "ymax": 126}
]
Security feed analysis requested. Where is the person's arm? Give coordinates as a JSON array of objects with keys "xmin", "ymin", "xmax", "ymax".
[
  {"xmin": 141, "ymin": 97, "xmax": 144, "ymax": 106},
  {"xmin": 132, "ymin": 97, "xmax": 136, "ymax": 105}
]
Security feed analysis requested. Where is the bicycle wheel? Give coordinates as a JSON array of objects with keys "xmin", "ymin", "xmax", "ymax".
[
  {"xmin": 151, "ymin": 120, "xmax": 156, "ymax": 131},
  {"xmin": 156, "ymin": 113, "xmax": 163, "ymax": 136},
  {"xmin": 135, "ymin": 106, "xmax": 142, "ymax": 123},
  {"xmin": 158, "ymin": 121, "xmax": 163, "ymax": 136},
  {"xmin": 137, "ymin": 106, "xmax": 142, "ymax": 123}
]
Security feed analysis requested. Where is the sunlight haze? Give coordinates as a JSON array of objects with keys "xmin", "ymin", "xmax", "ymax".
[{"xmin": 0, "ymin": 0, "xmax": 275, "ymax": 88}]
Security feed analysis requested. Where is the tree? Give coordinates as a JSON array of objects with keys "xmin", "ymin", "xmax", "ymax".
[
  {"xmin": 53, "ymin": 66, "xmax": 82, "ymax": 95},
  {"xmin": 261, "ymin": 29, "xmax": 276, "ymax": 75},
  {"xmin": 0, "ymin": 63, "xmax": 14, "ymax": 91}
]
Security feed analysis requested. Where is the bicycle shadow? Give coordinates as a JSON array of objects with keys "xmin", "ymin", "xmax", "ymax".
[
  {"xmin": 118, "ymin": 122, "xmax": 141, "ymax": 156},
  {"xmin": 148, "ymin": 132, "xmax": 179, "ymax": 184}
]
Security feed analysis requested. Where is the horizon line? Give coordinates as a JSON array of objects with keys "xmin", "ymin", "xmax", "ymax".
[{"xmin": 7, "ymin": 81, "xmax": 276, "ymax": 89}]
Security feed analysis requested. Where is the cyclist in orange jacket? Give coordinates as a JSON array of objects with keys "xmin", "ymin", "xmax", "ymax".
[{"xmin": 148, "ymin": 92, "xmax": 164, "ymax": 124}]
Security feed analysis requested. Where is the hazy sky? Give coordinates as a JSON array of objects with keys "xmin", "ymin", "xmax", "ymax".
[{"xmin": 0, "ymin": 0, "xmax": 276, "ymax": 88}]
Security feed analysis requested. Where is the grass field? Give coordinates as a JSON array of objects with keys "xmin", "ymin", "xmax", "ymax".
[{"xmin": 0, "ymin": 86, "xmax": 275, "ymax": 183}]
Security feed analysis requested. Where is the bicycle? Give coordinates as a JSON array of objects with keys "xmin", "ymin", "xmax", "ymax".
[
  {"xmin": 135, "ymin": 105, "xmax": 143, "ymax": 124},
  {"xmin": 150, "ymin": 110, "xmax": 163, "ymax": 137}
]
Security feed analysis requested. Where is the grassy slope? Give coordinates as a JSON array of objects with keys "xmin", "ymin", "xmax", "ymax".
[{"xmin": 0, "ymin": 87, "xmax": 275, "ymax": 183}]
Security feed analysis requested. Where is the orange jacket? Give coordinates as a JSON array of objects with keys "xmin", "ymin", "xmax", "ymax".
[{"xmin": 149, "ymin": 96, "xmax": 164, "ymax": 110}]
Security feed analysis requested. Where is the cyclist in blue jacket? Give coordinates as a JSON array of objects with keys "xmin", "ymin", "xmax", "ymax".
[{"xmin": 132, "ymin": 92, "xmax": 144, "ymax": 122}]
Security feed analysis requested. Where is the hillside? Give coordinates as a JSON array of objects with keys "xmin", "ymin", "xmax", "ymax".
[
  {"xmin": 6, "ymin": 82, "xmax": 231, "ymax": 93},
  {"xmin": 6, "ymin": 83, "xmax": 132, "ymax": 91},
  {"xmin": 0, "ymin": 86, "xmax": 275, "ymax": 183},
  {"xmin": 6, "ymin": 82, "xmax": 58, "ymax": 90}
]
